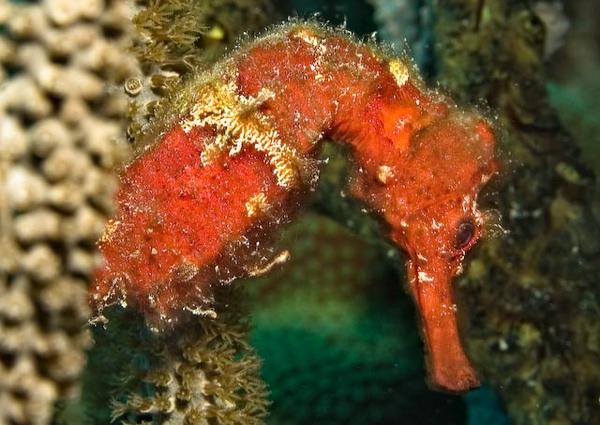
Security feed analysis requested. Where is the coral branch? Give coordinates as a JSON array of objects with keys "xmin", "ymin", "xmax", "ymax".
[{"xmin": 92, "ymin": 22, "xmax": 497, "ymax": 392}]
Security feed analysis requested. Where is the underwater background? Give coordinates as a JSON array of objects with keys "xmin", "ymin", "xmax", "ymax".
[{"xmin": 0, "ymin": 0, "xmax": 598, "ymax": 424}]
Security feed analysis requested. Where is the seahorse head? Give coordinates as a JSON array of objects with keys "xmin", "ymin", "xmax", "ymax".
[{"xmin": 386, "ymin": 111, "xmax": 497, "ymax": 391}]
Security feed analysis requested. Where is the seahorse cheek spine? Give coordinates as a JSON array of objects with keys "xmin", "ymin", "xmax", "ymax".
[{"xmin": 92, "ymin": 24, "xmax": 497, "ymax": 392}]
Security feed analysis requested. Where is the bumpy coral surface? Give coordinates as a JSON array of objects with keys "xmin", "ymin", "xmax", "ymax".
[
  {"xmin": 92, "ymin": 23, "xmax": 497, "ymax": 391},
  {"xmin": 0, "ymin": 0, "xmax": 136, "ymax": 423}
]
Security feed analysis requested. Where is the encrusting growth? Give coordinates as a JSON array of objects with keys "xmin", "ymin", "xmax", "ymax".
[
  {"xmin": 181, "ymin": 71, "xmax": 302, "ymax": 188},
  {"xmin": 105, "ymin": 289, "xmax": 269, "ymax": 425},
  {"xmin": 92, "ymin": 22, "xmax": 498, "ymax": 392}
]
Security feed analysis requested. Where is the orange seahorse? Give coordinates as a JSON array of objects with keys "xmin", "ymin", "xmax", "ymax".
[{"xmin": 92, "ymin": 23, "xmax": 498, "ymax": 392}]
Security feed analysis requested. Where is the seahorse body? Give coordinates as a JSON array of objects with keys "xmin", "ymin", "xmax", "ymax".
[{"xmin": 92, "ymin": 23, "xmax": 497, "ymax": 392}]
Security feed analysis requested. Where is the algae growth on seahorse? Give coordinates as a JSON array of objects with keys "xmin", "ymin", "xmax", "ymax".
[{"xmin": 91, "ymin": 22, "xmax": 498, "ymax": 392}]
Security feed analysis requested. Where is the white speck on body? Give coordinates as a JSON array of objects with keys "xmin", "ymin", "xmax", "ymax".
[
  {"xmin": 377, "ymin": 165, "xmax": 394, "ymax": 184},
  {"xmin": 418, "ymin": 271, "xmax": 434, "ymax": 283},
  {"xmin": 388, "ymin": 59, "xmax": 409, "ymax": 87}
]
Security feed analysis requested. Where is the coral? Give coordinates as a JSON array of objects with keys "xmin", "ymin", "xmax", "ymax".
[
  {"xmin": 92, "ymin": 22, "xmax": 497, "ymax": 391},
  {"xmin": 74, "ymin": 2, "xmax": 275, "ymax": 424},
  {"xmin": 0, "ymin": 0, "xmax": 136, "ymax": 423},
  {"xmin": 125, "ymin": 0, "xmax": 275, "ymax": 145},
  {"xmin": 132, "ymin": 0, "xmax": 273, "ymax": 67},
  {"xmin": 431, "ymin": 1, "xmax": 600, "ymax": 424},
  {"xmin": 82, "ymin": 288, "xmax": 268, "ymax": 425}
]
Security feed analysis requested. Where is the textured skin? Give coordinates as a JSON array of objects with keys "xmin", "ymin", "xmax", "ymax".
[{"xmin": 92, "ymin": 24, "xmax": 497, "ymax": 391}]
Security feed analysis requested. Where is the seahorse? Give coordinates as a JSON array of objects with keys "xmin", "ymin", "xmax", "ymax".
[{"xmin": 92, "ymin": 23, "xmax": 498, "ymax": 392}]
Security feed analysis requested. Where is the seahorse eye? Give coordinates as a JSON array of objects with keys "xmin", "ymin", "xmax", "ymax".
[{"xmin": 455, "ymin": 219, "xmax": 475, "ymax": 249}]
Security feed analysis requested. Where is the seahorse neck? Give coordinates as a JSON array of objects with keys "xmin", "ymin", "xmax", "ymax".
[{"xmin": 234, "ymin": 25, "xmax": 450, "ymax": 215}]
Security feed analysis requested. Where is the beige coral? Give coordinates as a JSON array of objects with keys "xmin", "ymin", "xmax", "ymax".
[
  {"xmin": 111, "ymin": 305, "xmax": 269, "ymax": 425},
  {"xmin": 0, "ymin": 0, "xmax": 136, "ymax": 423}
]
